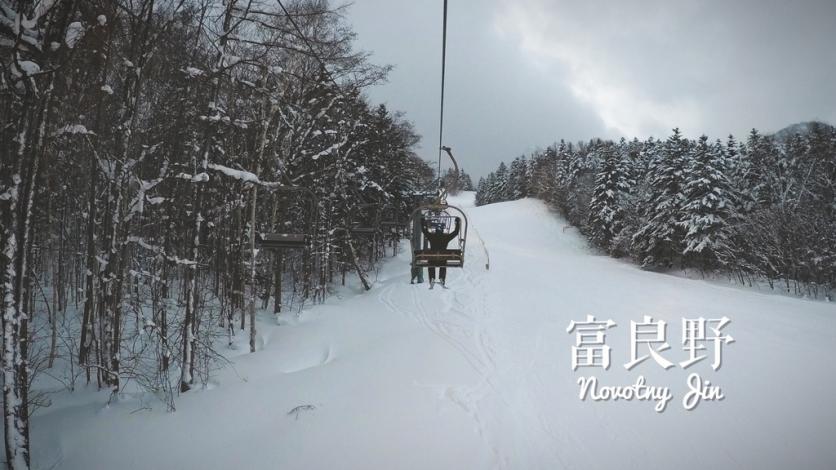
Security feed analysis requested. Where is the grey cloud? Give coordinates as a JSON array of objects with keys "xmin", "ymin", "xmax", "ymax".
[{"xmin": 348, "ymin": 0, "xmax": 836, "ymax": 177}]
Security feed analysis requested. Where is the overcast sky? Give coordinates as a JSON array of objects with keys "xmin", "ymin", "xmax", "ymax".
[{"xmin": 347, "ymin": 0, "xmax": 836, "ymax": 178}]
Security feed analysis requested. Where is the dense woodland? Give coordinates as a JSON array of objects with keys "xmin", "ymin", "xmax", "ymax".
[
  {"xmin": 1, "ymin": 1, "xmax": 434, "ymax": 467},
  {"xmin": 477, "ymin": 124, "xmax": 836, "ymax": 300}
]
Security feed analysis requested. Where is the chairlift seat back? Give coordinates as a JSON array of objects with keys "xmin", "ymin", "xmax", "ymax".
[
  {"xmin": 413, "ymin": 249, "xmax": 464, "ymax": 268},
  {"xmin": 351, "ymin": 226, "xmax": 378, "ymax": 236},
  {"xmin": 257, "ymin": 233, "xmax": 307, "ymax": 250}
]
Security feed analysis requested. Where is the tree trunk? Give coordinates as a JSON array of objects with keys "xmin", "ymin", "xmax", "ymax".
[{"xmin": 345, "ymin": 237, "xmax": 371, "ymax": 291}]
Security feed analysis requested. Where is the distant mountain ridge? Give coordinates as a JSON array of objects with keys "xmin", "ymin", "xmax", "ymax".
[{"xmin": 771, "ymin": 120, "xmax": 835, "ymax": 142}]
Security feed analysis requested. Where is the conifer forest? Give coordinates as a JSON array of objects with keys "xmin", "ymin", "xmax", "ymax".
[{"xmin": 477, "ymin": 126, "xmax": 836, "ymax": 297}]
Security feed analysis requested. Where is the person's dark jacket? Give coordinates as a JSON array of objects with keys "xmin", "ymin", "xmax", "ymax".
[{"xmin": 422, "ymin": 218, "xmax": 460, "ymax": 250}]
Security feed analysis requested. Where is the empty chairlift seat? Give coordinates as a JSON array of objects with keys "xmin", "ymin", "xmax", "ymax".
[
  {"xmin": 350, "ymin": 203, "xmax": 382, "ymax": 236},
  {"xmin": 256, "ymin": 232, "xmax": 307, "ymax": 250},
  {"xmin": 350, "ymin": 226, "xmax": 378, "ymax": 236}
]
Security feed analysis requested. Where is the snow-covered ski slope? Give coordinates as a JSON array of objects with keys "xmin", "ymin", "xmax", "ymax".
[{"xmin": 33, "ymin": 193, "xmax": 836, "ymax": 470}]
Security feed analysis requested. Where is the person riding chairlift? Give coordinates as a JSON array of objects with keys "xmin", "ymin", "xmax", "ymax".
[{"xmin": 421, "ymin": 217, "xmax": 461, "ymax": 289}]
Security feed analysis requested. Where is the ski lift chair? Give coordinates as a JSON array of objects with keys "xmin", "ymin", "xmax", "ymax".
[
  {"xmin": 380, "ymin": 205, "xmax": 408, "ymax": 236},
  {"xmin": 411, "ymin": 205, "xmax": 468, "ymax": 269},
  {"xmin": 255, "ymin": 187, "xmax": 315, "ymax": 251},
  {"xmin": 256, "ymin": 233, "xmax": 307, "ymax": 250},
  {"xmin": 350, "ymin": 203, "xmax": 382, "ymax": 236}
]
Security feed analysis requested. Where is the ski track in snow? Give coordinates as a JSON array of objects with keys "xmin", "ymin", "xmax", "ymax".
[
  {"xmin": 376, "ymin": 196, "xmax": 570, "ymax": 470},
  {"xmin": 374, "ymin": 210, "xmax": 506, "ymax": 465}
]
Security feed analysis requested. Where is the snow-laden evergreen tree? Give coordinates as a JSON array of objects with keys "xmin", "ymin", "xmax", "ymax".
[
  {"xmin": 801, "ymin": 122, "xmax": 836, "ymax": 209},
  {"xmin": 565, "ymin": 143, "xmax": 597, "ymax": 227},
  {"xmin": 443, "ymin": 167, "xmax": 475, "ymax": 193},
  {"xmin": 738, "ymin": 129, "xmax": 779, "ymax": 208},
  {"xmin": 586, "ymin": 142, "xmax": 631, "ymax": 252},
  {"xmin": 529, "ymin": 145, "xmax": 558, "ymax": 201},
  {"xmin": 507, "ymin": 156, "xmax": 529, "ymax": 200},
  {"xmin": 492, "ymin": 162, "xmax": 510, "ymax": 202},
  {"xmin": 475, "ymin": 177, "xmax": 487, "ymax": 205},
  {"xmin": 677, "ymin": 136, "xmax": 736, "ymax": 269},
  {"xmin": 551, "ymin": 140, "xmax": 573, "ymax": 213},
  {"xmin": 608, "ymin": 138, "xmax": 640, "ymax": 255},
  {"xmin": 724, "ymin": 134, "xmax": 742, "ymax": 199},
  {"xmin": 459, "ymin": 170, "xmax": 475, "ymax": 191},
  {"xmin": 631, "ymin": 128, "xmax": 689, "ymax": 268},
  {"xmin": 766, "ymin": 131, "xmax": 808, "ymax": 210},
  {"xmin": 476, "ymin": 172, "xmax": 498, "ymax": 205}
]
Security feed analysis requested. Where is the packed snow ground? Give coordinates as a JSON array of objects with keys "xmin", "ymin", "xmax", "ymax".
[{"xmin": 32, "ymin": 193, "xmax": 836, "ymax": 469}]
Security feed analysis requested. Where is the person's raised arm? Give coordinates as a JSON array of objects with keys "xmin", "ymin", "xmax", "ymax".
[
  {"xmin": 450, "ymin": 217, "xmax": 461, "ymax": 238},
  {"xmin": 442, "ymin": 218, "xmax": 461, "ymax": 245}
]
